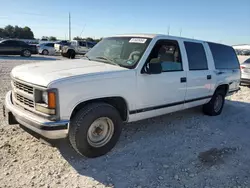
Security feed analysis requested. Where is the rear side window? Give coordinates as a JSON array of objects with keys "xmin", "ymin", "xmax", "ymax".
[
  {"xmin": 79, "ymin": 41, "xmax": 86, "ymax": 47},
  {"xmin": 45, "ymin": 43, "xmax": 54, "ymax": 47},
  {"xmin": 208, "ymin": 42, "xmax": 240, "ymax": 69},
  {"xmin": 16, "ymin": 41, "xmax": 27, "ymax": 46},
  {"xmin": 184, "ymin": 42, "xmax": 208, "ymax": 70},
  {"xmin": 87, "ymin": 42, "xmax": 95, "ymax": 48}
]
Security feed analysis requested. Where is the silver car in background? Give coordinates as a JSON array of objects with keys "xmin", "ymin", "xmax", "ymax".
[
  {"xmin": 240, "ymin": 57, "xmax": 250, "ymax": 85},
  {"xmin": 37, "ymin": 42, "xmax": 55, "ymax": 55}
]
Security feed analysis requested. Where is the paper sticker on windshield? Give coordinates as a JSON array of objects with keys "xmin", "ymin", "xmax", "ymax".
[{"xmin": 129, "ymin": 38, "xmax": 147, "ymax": 43}]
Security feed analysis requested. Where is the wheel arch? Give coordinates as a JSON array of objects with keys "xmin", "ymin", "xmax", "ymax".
[
  {"xmin": 67, "ymin": 48, "xmax": 75, "ymax": 53},
  {"xmin": 42, "ymin": 49, "xmax": 49, "ymax": 54},
  {"xmin": 214, "ymin": 84, "xmax": 229, "ymax": 95},
  {"xmin": 69, "ymin": 96, "xmax": 129, "ymax": 122}
]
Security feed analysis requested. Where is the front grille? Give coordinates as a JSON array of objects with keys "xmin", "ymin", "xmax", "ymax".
[
  {"xmin": 15, "ymin": 93, "xmax": 34, "ymax": 108},
  {"xmin": 13, "ymin": 81, "xmax": 33, "ymax": 94}
]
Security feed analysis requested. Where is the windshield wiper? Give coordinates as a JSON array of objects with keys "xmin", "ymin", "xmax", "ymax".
[
  {"xmin": 83, "ymin": 55, "xmax": 91, "ymax": 61},
  {"xmin": 94, "ymin": 56, "xmax": 119, "ymax": 66}
]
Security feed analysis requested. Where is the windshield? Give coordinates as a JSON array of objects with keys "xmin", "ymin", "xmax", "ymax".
[
  {"xmin": 85, "ymin": 37, "xmax": 152, "ymax": 68},
  {"xmin": 244, "ymin": 58, "xmax": 250, "ymax": 64}
]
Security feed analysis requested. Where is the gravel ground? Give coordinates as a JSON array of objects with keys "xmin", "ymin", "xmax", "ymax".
[{"xmin": 0, "ymin": 55, "xmax": 250, "ymax": 188}]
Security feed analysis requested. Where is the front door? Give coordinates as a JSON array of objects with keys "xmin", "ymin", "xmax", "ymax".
[{"xmin": 135, "ymin": 39, "xmax": 187, "ymax": 119}]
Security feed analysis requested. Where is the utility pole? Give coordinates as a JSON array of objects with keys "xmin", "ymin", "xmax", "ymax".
[
  {"xmin": 167, "ymin": 25, "xmax": 170, "ymax": 35},
  {"xmin": 69, "ymin": 12, "xmax": 71, "ymax": 41}
]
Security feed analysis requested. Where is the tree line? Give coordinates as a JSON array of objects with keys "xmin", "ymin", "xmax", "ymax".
[
  {"xmin": 0, "ymin": 25, "xmax": 102, "ymax": 42},
  {"xmin": 0, "ymin": 25, "xmax": 34, "ymax": 39}
]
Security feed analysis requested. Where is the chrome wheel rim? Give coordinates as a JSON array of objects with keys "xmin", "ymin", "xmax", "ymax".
[
  {"xmin": 214, "ymin": 95, "xmax": 223, "ymax": 112},
  {"xmin": 87, "ymin": 117, "xmax": 114, "ymax": 148},
  {"xmin": 24, "ymin": 50, "xmax": 31, "ymax": 56},
  {"xmin": 43, "ymin": 50, "xmax": 48, "ymax": 55}
]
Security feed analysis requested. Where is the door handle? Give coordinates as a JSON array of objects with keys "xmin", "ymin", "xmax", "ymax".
[
  {"xmin": 207, "ymin": 75, "xmax": 212, "ymax": 80},
  {"xmin": 180, "ymin": 77, "xmax": 187, "ymax": 83}
]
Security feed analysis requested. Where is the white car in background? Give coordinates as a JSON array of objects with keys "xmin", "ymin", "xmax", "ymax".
[
  {"xmin": 37, "ymin": 42, "xmax": 56, "ymax": 55},
  {"xmin": 240, "ymin": 57, "xmax": 250, "ymax": 85}
]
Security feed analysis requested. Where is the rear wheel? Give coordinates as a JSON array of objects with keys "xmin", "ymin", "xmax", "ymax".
[
  {"xmin": 69, "ymin": 103, "xmax": 122, "ymax": 158},
  {"xmin": 42, "ymin": 49, "xmax": 49, "ymax": 55},
  {"xmin": 203, "ymin": 89, "xmax": 225, "ymax": 116},
  {"xmin": 21, "ymin": 49, "xmax": 31, "ymax": 57},
  {"xmin": 67, "ymin": 50, "xmax": 76, "ymax": 59}
]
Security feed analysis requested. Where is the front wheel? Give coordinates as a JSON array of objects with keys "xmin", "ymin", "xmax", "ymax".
[
  {"xmin": 69, "ymin": 103, "xmax": 122, "ymax": 158},
  {"xmin": 203, "ymin": 89, "xmax": 225, "ymax": 116}
]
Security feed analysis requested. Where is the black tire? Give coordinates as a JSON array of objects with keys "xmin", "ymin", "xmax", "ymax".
[
  {"xmin": 69, "ymin": 102, "xmax": 123, "ymax": 158},
  {"xmin": 42, "ymin": 49, "xmax": 49, "ymax": 55},
  {"xmin": 21, "ymin": 49, "xmax": 31, "ymax": 57},
  {"xmin": 67, "ymin": 50, "xmax": 75, "ymax": 59},
  {"xmin": 203, "ymin": 89, "xmax": 226, "ymax": 116}
]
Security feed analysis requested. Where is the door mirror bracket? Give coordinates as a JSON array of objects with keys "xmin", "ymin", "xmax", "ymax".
[{"xmin": 143, "ymin": 62, "xmax": 162, "ymax": 74}]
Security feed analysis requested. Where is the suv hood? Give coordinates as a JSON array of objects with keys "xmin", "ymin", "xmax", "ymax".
[{"xmin": 11, "ymin": 59, "xmax": 127, "ymax": 87}]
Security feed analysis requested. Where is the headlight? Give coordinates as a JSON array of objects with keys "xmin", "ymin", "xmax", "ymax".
[
  {"xmin": 35, "ymin": 90, "xmax": 57, "ymax": 115},
  {"xmin": 42, "ymin": 91, "xmax": 48, "ymax": 104}
]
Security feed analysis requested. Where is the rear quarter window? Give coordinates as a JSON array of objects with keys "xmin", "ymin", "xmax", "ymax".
[{"xmin": 208, "ymin": 42, "xmax": 240, "ymax": 69}]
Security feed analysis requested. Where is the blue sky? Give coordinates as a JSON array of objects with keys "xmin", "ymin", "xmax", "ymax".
[{"xmin": 0, "ymin": 0, "xmax": 249, "ymax": 45}]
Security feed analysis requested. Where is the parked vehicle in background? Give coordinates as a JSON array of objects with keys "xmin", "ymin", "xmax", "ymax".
[
  {"xmin": 54, "ymin": 40, "xmax": 70, "ymax": 53},
  {"xmin": 0, "ymin": 39, "xmax": 38, "ymax": 57},
  {"xmin": 60, "ymin": 40, "xmax": 97, "ymax": 58},
  {"xmin": 37, "ymin": 42, "xmax": 55, "ymax": 55},
  {"xmin": 3, "ymin": 34, "xmax": 240, "ymax": 158},
  {"xmin": 241, "ymin": 50, "xmax": 250, "ymax": 56},
  {"xmin": 240, "ymin": 57, "xmax": 250, "ymax": 85}
]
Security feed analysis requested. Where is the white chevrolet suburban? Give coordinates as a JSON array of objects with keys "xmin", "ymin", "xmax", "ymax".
[{"xmin": 3, "ymin": 34, "xmax": 240, "ymax": 158}]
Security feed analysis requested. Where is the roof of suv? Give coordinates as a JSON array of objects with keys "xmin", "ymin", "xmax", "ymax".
[
  {"xmin": 114, "ymin": 33, "xmax": 205, "ymax": 43},
  {"xmin": 114, "ymin": 33, "xmax": 233, "ymax": 48}
]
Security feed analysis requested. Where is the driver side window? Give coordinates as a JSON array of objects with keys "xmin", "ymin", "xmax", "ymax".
[{"xmin": 147, "ymin": 39, "xmax": 183, "ymax": 72}]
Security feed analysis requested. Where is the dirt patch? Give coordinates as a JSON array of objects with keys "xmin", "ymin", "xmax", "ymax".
[{"xmin": 198, "ymin": 147, "xmax": 237, "ymax": 166}]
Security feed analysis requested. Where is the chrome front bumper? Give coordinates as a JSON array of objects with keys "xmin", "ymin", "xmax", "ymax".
[{"xmin": 3, "ymin": 91, "xmax": 69, "ymax": 139}]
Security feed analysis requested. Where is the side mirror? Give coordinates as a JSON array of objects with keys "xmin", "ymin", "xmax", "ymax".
[{"xmin": 146, "ymin": 63, "xmax": 162, "ymax": 74}]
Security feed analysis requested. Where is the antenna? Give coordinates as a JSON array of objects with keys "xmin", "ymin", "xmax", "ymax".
[
  {"xmin": 69, "ymin": 12, "xmax": 71, "ymax": 41},
  {"xmin": 167, "ymin": 25, "xmax": 170, "ymax": 35},
  {"xmin": 180, "ymin": 28, "xmax": 182, "ymax": 37},
  {"xmin": 79, "ymin": 24, "xmax": 86, "ymax": 38}
]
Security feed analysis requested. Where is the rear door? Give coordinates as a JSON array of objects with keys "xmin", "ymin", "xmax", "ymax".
[
  {"xmin": 7, "ymin": 40, "xmax": 21, "ymax": 54},
  {"xmin": 45, "ymin": 43, "xmax": 55, "ymax": 54},
  {"xmin": 183, "ymin": 40, "xmax": 213, "ymax": 108},
  {"xmin": 78, "ymin": 41, "xmax": 88, "ymax": 54}
]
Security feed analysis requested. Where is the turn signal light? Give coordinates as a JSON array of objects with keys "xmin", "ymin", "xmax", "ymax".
[{"xmin": 48, "ymin": 92, "xmax": 56, "ymax": 109}]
